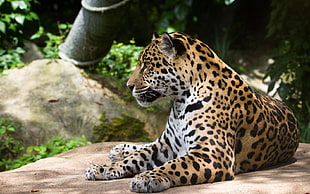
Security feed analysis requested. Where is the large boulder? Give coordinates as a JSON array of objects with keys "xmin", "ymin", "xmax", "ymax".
[
  {"xmin": 0, "ymin": 59, "xmax": 167, "ymax": 147},
  {"xmin": 0, "ymin": 142, "xmax": 309, "ymax": 193}
]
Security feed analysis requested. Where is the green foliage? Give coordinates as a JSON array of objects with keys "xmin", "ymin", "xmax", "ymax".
[
  {"xmin": 96, "ymin": 40, "xmax": 143, "ymax": 85},
  {"xmin": 266, "ymin": 0, "xmax": 310, "ymax": 142},
  {"xmin": 1, "ymin": 135, "xmax": 91, "ymax": 171},
  {"xmin": 27, "ymin": 136, "xmax": 91, "ymax": 159},
  {"xmin": 0, "ymin": 118, "xmax": 91, "ymax": 171},
  {"xmin": 155, "ymin": 0, "xmax": 193, "ymax": 33},
  {"xmin": 0, "ymin": 118, "xmax": 24, "ymax": 171},
  {"xmin": 0, "ymin": 0, "xmax": 38, "ymax": 73},
  {"xmin": 0, "ymin": 0, "xmax": 38, "ymax": 45},
  {"xmin": 31, "ymin": 23, "xmax": 72, "ymax": 58},
  {"xmin": 0, "ymin": 47, "xmax": 24, "ymax": 74},
  {"xmin": 93, "ymin": 112, "xmax": 151, "ymax": 143}
]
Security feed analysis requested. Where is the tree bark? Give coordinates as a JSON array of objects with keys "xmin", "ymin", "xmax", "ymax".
[{"xmin": 59, "ymin": 0, "xmax": 130, "ymax": 66}]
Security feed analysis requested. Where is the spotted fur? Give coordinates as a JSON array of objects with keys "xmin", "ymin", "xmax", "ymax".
[{"xmin": 85, "ymin": 32, "xmax": 299, "ymax": 193}]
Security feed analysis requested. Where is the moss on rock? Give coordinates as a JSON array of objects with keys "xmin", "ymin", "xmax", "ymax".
[{"xmin": 93, "ymin": 112, "xmax": 152, "ymax": 142}]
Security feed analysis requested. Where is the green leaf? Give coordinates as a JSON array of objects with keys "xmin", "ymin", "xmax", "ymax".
[
  {"xmin": 7, "ymin": 127, "xmax": 15, "ymax": 132},
  {"xmin": 15, "ymin": 47, "xmax": 25, "ymax": 54},
  {"xmin": 27, "ymin": 12, "xmax": 39, "ymax": 21},
  {"xmin": 58, "ymin": 23, "xmax": 67, "ymax": 29},
  {"xmin": 30, "ymin": 33, "xmax": 41, "ymax": 40},
  {"xmin": 0, "ymin": 0, "xmax": 5, "ymax": 6},
  {"xmin": 30, "ymin": 26, "xmax": 45, "ymax": 40},
  {"xmin": 0, "ymin": 128, "xmax": 5, "ymax": 134},
  {"xmin": 0, "ymin": 21, "xmax": 6, "ymax": 33},
  {"xmin": 11, "ymin": 1, "xmax": 28, "ymax": 10},
  {"xmin": 33, "ymin": 146, "xmax": 40, "ymax": 152},
  {"xmin": 27, "ymin": 147, "xmax": 33, "ymax": 152},
  {"xmin": 14, "ymin": 15, "xmax": 25, "ymax": 25}
]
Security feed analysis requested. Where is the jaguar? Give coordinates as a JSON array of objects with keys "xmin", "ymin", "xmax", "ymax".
[{"xmin": 85, "ymin": 32, "xmax": 299, "ymax": 192}]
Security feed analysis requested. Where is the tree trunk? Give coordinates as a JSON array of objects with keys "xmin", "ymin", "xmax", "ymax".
[{"xmin": 59, "ymin": 0, "xmax": 130, "ymax": 66}]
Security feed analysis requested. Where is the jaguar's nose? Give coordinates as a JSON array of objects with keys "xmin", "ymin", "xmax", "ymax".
[{"xmin": 127, "ymin": 84, "xmax": 134, "ymax": 92}]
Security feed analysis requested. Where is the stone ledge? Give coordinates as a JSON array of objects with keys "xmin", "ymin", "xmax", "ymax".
[{"xmin": 0, "ymin": 142, "xmax": 309, "ymax": 193}]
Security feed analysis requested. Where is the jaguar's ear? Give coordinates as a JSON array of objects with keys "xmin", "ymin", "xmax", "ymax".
[
  {"xmin": 160, "ymin": 33, "xmax": 176, "ymax": 58},
  {"xmin": 160, "ymin": 33, "xmax": 186, "ymax": 58},
  {"xmin": 152, "ymin": 32, "xmax": 160, "ymax": 40}
]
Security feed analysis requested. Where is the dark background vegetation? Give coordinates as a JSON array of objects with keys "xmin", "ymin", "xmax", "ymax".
[
  {"xmin": 0, "ymin": 0, "xmax": 309, "ymax": 162},
  {"xmin": 32, "ymin": 0, "xmax": 272, "ymax": 49}
]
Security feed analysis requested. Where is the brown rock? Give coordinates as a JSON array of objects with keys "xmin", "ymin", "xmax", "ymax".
[
  {"xmin": 0, "ymin": 59, "xmax": 167, "ymax": 147},
  {"xmin": 0, "ymin": 142, "xmax": 309, "ymax": 193}
]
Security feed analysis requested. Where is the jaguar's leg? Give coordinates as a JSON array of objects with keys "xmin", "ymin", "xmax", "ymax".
[
  {"xmin": 85, "ymin": 142, "xmax": 170, "ymax": 181},
  {"xmin": 129, "ymin": 150, "xmax": 235, "ymax": 193}
]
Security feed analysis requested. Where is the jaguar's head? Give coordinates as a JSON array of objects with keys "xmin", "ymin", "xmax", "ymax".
[{"xmin": 127, "ymin": 32, "xmax": 187, "ymax": 107}]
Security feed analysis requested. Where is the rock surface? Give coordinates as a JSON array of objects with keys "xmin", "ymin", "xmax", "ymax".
[
  {"xmin": 0, "ymin": 59, "xmax": 166, "ymax": 147},
  {"xmin": 0, "ymin": 142, "xmax": 309, "ymax": 194}
]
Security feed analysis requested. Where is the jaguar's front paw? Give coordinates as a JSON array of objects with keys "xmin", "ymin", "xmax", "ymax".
[
  {"xmin": 85, "ymin": 164, "xmax": 119, "ymax": 181},
  {"xmin": 129, "ymin": 173, "xmax": 171, "ymax": 193},
  {"xmin": 85, "ymin": 164, "xmax": 107, "ymax": 180}
]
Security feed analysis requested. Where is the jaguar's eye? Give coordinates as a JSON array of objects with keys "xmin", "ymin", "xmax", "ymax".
[{"xmin": 141, "ymin": 62, "xmax": 149, "ymax": 72}]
